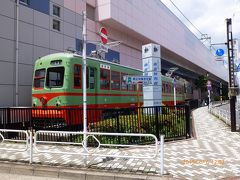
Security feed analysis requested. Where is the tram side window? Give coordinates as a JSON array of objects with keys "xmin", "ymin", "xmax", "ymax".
[
  {"xmin": 46, "ymin": 67, "xmax": 64, "ymax": 88},
  {"xmin": 100, "ymin": 68, "xmax": 110, "ymax": 90},
  {"xmin": 184, "ymin": 84, "xmax": 186, "ymax": 93},
  {"xmin": 74, "ymin": 65, "xmax": 81, "ymax": 88},
  {"xmin": 121, "ymin": 73, "xmax": 127, "ymax": 90},
  {"xmin": 34, "ymin": 69, "xmax": 45, "ymax": 88},
  {"xmin": 169, "ymin": 83, "xmax": 172, "ymax": 93},
  {"xmin": 167, "ymin": 83, "xmax": 171, "ymax": 93},
  {"xmin": 111, "ymin": 71, "xmax": 120, "ymax": 90},
  {"xmin": 87, "ymin": 67, "xmax": 95, "ymax": 89},
  {"xmin": 128, "ymin": 83, "xmax": 135, "ymax": 91},
  {"xmin": 162, "ymin": 82, "xmax": 165, "ymax": 93},
  {"xmin": 166, "ymin": 84, "xmax": 169, "ymax": 93}
]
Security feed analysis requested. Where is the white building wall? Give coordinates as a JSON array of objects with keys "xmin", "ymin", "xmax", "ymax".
[{"xmin": 97, "ymin": 0, "xmax": 228, "ymax": 81}]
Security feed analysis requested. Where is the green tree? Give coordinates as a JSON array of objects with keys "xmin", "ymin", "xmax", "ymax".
[{"xmin": 195, "ymin": 75, "xmax": 208, "ymax": 91}]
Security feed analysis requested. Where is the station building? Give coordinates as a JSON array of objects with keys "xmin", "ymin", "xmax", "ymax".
[{"xmin": 0, "ymin": 0, "xmax": 228, "ymax": 106}]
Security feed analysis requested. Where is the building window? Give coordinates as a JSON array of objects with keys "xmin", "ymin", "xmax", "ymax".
[
  {"xmin": 86, "ymin": 4, "xmax": 95, "ymax": 21},
  {"xmin": 19, "ymin": 0, "xmax": 30, "ymax": 5},
  {"xmin": 53, "ymin": 19, "xmax": 60, "ymax": 31},
  {"xmin": 53, "ymin": 4, "xmax": 60, "ymax": 17}
]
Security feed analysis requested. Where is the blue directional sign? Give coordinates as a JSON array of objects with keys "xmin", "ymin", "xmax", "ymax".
[
  {"xmin": 236, "ymin": 64, "xmax": 240, "ymax": 72},
  {"xmin": 216, "ymin": 49, "xmax": 224, "ymax": 57},
  {"xmin": 125, "ymin": 76, "xmax": 152, "ymax": 85}
]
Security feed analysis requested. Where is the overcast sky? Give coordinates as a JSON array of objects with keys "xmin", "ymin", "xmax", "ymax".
[{"xmin": 161, "ymin": 0, "xmax": 240, "ymax": 51}]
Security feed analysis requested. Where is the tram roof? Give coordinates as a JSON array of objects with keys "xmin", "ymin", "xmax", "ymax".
[{"xmin": 38, "ymin": 52, "xmax": 143, "ymax": 72}]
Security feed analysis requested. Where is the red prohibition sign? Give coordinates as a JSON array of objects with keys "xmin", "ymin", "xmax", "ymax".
[{"xmin": 100, "ymin": 27, "xmax": 108, "ymax": 44}]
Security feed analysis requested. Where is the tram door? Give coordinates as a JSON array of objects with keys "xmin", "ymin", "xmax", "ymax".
[{"xmin": 87, "ymin": 67, "xmax": 97, "ymax": 106}]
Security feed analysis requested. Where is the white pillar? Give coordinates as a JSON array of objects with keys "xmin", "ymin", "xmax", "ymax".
[{"xmin": 142, "ymin": 44, "xmax": 162, "ymax": 107}]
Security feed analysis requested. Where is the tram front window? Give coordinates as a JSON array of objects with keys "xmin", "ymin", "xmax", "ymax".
[
  {"xmin": 46, "ymin": 67, "xmax": 64, "ymax": 88},
  {"xmin": 34, "ymin": 69, "xmax": 45, "ymax": 88}
]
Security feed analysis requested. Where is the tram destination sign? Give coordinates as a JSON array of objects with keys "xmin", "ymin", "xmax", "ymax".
[{"xmin": 124, "ymin": 75, "xmax": 152, "ymax": 85}]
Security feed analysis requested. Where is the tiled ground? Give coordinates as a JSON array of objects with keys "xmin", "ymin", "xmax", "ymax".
[{"xmin": 0, "ymin": 107, "xmax": 240, "ymax": 179}]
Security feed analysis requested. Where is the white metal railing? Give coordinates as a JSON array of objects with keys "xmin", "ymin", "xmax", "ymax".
[
  {"xmin": 0, "ymin": 129, "xmax": 33, "ymax": 163},
  {"xmin": 0, "ymin": 130, "xmax": 165, "ymax": 175},
  {"xmin": 0, "ymin": 129, "xmax": 29, "ymax": 152},
  {"xmin": 209, "ymin": 106, "xmax": 230, "ymax": 125},
  {"xmin": 34, "ymin": 131, "xmax": 164, "ymax": 175},
  {"xmin": 211, "ymin": 100, "xmax": 230, "ymax": 108}
]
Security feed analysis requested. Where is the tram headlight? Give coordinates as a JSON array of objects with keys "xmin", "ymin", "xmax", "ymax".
[
  {"xmin": 56, "ymin": 101, "xmax": 61, "ymax": 107},
  {"xmin": 32, "ymin": 99, "xmax": 37, "ymax": 107},
  {"xmin": 40, "ymin": 96, "xmax": 47, "ymax": 105}
]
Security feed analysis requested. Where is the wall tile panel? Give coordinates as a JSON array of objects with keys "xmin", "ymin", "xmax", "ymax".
[
  {"xmin": 50, "ymin": 31, "xmax": 64, "ymax": 51},
  {"xmin": 19, "ymin": 21, "xmax": 34, "ymax": 44},
  {"xmin": 0, "ymin": 38, "xmax": 15, "ymax": 62},
  {"xmin": 0, "ymin": 85, "xmax": 14, "ymax": 106},
  {"xmin": 19, "ymin": 5, "xmax": 34, "ymax": 24},
  {"xmin": 34, "ymin": 26, "xmax": 50, "ymax": 48},
  {"xmin": 19, "ymin": 43, "xmax": 34, "ymax": 65},
  {"xmin": 0, "ymin": 61, "xmax": 14, "ymax": 84},
  {"xmin": 0, "ymin": 16, "xmax": 14, "ymax": 40},
  {"xmin": 33, "ymin": 46, "xmax": 50, "ymax": 63},
  {"xmin": 34, "ymin": 11, "xmax": 50, "ymax": 29}
]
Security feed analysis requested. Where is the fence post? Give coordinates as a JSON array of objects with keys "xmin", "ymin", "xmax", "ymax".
[
  {"xmin": 116, "ymin": 110, "xmax": 121, "ymax": 144},
  {"xmin": 29, "ymin": 108, "xmax": 33, "ymax": 130},
  {"xmin": 185, "ymin": 104, "xmax": 191, "ymax": 138},
  {"xmin": 155, "ymin": 106, "xmax": 160, "ymax": 140},
  {"xmin": 160, "ymin": 135, "xmax": 164, "ymax": 175},
  {"xmin": 6, "ymin": 108, "xmax": 11, "ymax": 138},
  {"xmin": 29, "ymin": 130, "xmax": 33, "ymax": 164}
]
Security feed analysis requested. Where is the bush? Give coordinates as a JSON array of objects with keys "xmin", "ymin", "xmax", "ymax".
[{"xmin": 86, "ymin": 108, "xmax": 186, "ymax": 145}]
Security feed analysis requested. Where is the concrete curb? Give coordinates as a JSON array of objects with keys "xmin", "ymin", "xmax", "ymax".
[{"xmin": 0, "ymin": 161, "xmax": 174, "ymax": 180}]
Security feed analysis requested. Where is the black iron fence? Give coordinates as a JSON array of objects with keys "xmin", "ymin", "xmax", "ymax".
[{"xmin": 0, "ymin": 105, "xmax": 191, "ymax": 144}]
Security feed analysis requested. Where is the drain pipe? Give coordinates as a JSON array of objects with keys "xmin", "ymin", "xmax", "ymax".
[{"xmin": 15, "ymin": 0, "xmax": 19, "ymax": 106}]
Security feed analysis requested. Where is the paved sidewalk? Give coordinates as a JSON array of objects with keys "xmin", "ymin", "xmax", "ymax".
[
  {"xmin": 164, "ymin": 107, "xmax": 240, "ymax": 180},
  {"xmin": 0, "ymin": 107, "xmax": 240, "ymax": 179}
]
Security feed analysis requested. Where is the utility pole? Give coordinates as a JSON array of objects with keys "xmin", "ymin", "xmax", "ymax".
[{"xmin": 226, "ymin": 18, "xmax": 236, "ymax": 132}]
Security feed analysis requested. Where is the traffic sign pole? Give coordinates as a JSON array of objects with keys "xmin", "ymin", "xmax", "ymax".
[
  {"xmin": 208, "ymin": 89, "xmax": 211, "ymax": 109},
  {"xmin": 207, "ymin": 81, "xmax": 212, "ymax": 109}
]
